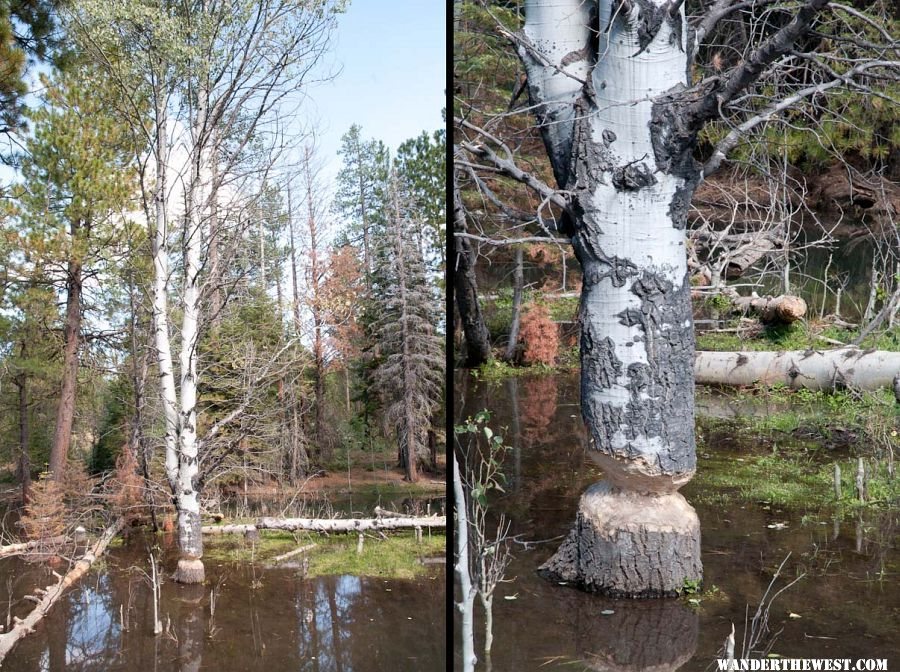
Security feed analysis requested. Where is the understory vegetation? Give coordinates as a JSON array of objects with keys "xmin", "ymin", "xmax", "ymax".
[{"xmin": 201, "ymin": 529, "xmax": 445, "ymax": 579}]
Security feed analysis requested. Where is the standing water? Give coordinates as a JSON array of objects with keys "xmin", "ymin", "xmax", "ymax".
[
  {"xmin": 1, "ymin": 526, "xmax": 445, "ymax": 671},
  {"xmin": 456, "ymin": 372, "xmax": 899, "ymax": 670}
]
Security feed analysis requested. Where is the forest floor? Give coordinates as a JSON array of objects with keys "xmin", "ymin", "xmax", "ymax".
[{"xmin": 219, "ymin": 447, "xmax": 447, "ymax": 500}]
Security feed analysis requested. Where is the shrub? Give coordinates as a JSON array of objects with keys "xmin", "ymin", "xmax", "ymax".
[{"xmin": 519, "ymin": 303, "xmax": 559, "ymax": 366}]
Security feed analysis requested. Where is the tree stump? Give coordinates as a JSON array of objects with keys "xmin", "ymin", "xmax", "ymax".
[{"xmin": 539, "ymin": 482, "xmax": 701, "ymax": 597}]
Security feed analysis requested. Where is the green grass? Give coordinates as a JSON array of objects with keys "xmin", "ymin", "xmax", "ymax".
[
  {"xmin": 202, "ymin": 529, "xmax": 446, "ymax": 579},
  {"xmin": 204, "ymin": 530, "xmax": 299, "ymax": 563},
  {"xmin": 711, "ymin": 385, "xmax": 896, "ymax": 435},
  {"xmin": 471, "ymin": 359, "xmax": 559, "ymax": 381},
  {"xmin": 689, "ymin": 436, "xmax": 900, "ymax": 511},
  {"xmin": 696, "ymin": 321, "xmax": 900, "ymax": 352},
  {"xmin": 307, "ymin": 531, "xmax": 445, "ymax": 579}
]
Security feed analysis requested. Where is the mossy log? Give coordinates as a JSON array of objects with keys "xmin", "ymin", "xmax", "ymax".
[
  {"xmin": 0, "ymin": 518, "xmax": 124, "ymax": 665},
  {"xmin": 201, "ymin": 515, "xmax": 446, "ymax": 535},
  {"xmin": 695, "ymin": 347, "xmax": 900, "ymax": 393}
]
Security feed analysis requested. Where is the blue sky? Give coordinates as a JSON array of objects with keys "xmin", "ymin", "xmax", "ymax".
[
  {"xmin": 1, "ymin": 2, "xmax": 446, "ymax": 191},
  {"xmin": 306, "ymin": 0, "xmax": 447, "ymax": 182}
]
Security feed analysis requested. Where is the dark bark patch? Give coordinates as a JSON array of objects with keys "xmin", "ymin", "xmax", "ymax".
[
  {"xmin": 649, "ymin": 87, "xmax": 699, "ymax": 182},
  {"xmin": 583, "ymin": 255, "xmax": 640, "ymax": 288},
  {"xmin": 612, "ymin": 162, "xmax": 657, "ymax": 191},
  {"xmin": 538, "ymin": 502, "xmax": 702, "ymax": 596},
  {"xmin": 632, "ymin": 0, "xmax": 665, "ymax": 55},
  {"xmin": 627, "ymin": 270, "xmax": 696, "ymax": 473},
  {"xmin": 582, "ymin": 326, "xmax": 623, "ymax": 389}
]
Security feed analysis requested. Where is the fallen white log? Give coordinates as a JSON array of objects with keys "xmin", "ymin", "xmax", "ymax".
[
  {"xmin": 270, "ymin": 543, "xmax": 317, "ymax": 564},
  {"xmin": 0, "ymin": 536, "xmax": 68, "ymax": 560},
  {"xmin": 201, "ymin": 515, "xmax": 446, "ymax": 535},
  {"xmin": 0, "ymin": 518, "xmax": 124, "ymax": 666},
  {"xmin": 694, "ymin": 347, "xmax": 900, "ymax": 393}
]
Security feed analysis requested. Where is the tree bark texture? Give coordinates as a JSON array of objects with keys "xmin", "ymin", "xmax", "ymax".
[
  {"xmin": 49, "ymin": 240, "xmax": 83, "ymax": 479},
  {"xmin": 505, "ymin": 246, "xmax": 524, "ymax": 361},
  {"xmin": 538, "ymin": 483, "xmax": 701, "ymax": 597},
  {"xmin": 15, "ymin": 370, "xmax": 30, "ymax": 505},
  {"xmin": 453, "ymin": 175, "xmax": 492, "ymax": 367},
  {"xmin": 521, "ymin": 0, "xmax": 702, "ymax": 595},
  {"xmin": 694, "ymin": 347, "xmax": 900, "ymax": 391},
  {"xmin": 304, "ymin": 148, "xmax": 329, "ymax": 462},
  {"xmin": 171, "ymin": 88, "xmax": 210, "ymax": 585}
]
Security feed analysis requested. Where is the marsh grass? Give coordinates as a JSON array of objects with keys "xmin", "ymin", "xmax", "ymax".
[
  {"xmin": 202, "ymin": 529, "xmax": 445, "ymax": 579},
  {"xmin": 306, "ymin": 532, "xmax": 445, "ymax": 579},
  {"xmin": 691, "ymin": 429, "xmax": 899, "ymax": 512}
]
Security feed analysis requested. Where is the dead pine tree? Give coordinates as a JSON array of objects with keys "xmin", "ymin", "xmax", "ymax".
[{"xmin": 372, "ymin": 173, "xmax": 445, "ymax": 481}]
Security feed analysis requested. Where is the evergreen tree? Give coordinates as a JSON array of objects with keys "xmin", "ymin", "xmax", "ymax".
[
  {"xmin": 333, "ymin": 124, "xmax": 389, "ymax": 289},
  {"xmin": 395, "ymin": 127, "xmax": 446, "ymax": 275},
  {"xmin": 0, "ymin": 0, "xmax": 59, "ymax": 162},
  {"xmin": 371, "ymin": 173, "xmax": 444, "ymax": 481},
  {"xmin": 18, "ymin": 65, "xmax": 139, "ymax": 480}
]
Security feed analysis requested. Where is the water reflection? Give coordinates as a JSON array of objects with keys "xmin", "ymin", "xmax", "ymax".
[
  {"xmin": 575, "ymin": 600, "xmax": 698, "ymax": 672},
  {"xmin": 459, "ymin": 371, "xmax": 900, "ymax": 670},
  {"xmin": 5, "ymin": 544, "xmax": 445, "ymax": 671}
]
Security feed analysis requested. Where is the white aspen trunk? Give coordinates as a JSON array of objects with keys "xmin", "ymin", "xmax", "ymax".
[
  {"xmin": 521, "ymin": 0, "xmax": 593, "ymax": 188},
  {"xmin": 452, "ymin": 451, "xmax": 477, "ymax": 672},
  {"xmin": 173, "ymin": 88, "xmax": 209, "ymax": 585},
  {"xmin": 151, "ymin": 93, "xmax": 180, "ymax": 495},
  {"xmin": 525, "ymin": 0, "xmax": 702, "ymax": 596}
]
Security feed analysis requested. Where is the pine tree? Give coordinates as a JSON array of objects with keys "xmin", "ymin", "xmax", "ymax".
[
  {"xmin": 333, "ymin": 125, "xmax": 390, "ymax": 289},
  {"xmin": 371, "ymin": 173, "xmax": 444, "ymax": 481},
  {"xmin": 334, "ymin": 125, "xmax": 391, "ymax": 449},
  {"xmin": 395, "ymin": 127, "xmax": 446, "ymax": 275},
  {"xmin": 0, "ymin": 0, "xmax": 59, "ymax": 161},
  {"xmin": 18, "ymin": 65, "xmax": 138, "ymax": 480}
]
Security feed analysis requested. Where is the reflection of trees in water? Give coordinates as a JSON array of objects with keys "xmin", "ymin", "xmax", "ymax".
[
  {"xmin": 175, "ymin": 584, "xmax": 205, "ymax": 672},
  {"xmin": 296, "ymin": 575, "xmax": 360, "ymax": 671},
  {"xmin": 520, "ymin": 377, "xmax": 558, "ymax": 442},
  {"xmin": 482, "ymin": 375, "xmax": 593, "ymax": 531},
  {"xmin": 5, "ymin": 550, "xmax": 443, "ymax": 671},
  {"xmin": 43, "ymin": 576, "xmax": 121, "ymax": 671}
]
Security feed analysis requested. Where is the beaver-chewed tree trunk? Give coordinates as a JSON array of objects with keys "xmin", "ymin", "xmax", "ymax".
[
  {"xmin": 458, "ymin": 0, "xmax": 841, "ymax": 596},
  {"xmin": 519, "ymin": 0, "xmax": 703, "ymax": 596}
]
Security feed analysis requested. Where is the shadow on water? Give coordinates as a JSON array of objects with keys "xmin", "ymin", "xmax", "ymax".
[
  {"xmin": 457, "ymin": 372, "xmax": 899, "ymax": 671},
  {"xmin": 2, "ymin": 526, "xmax": 446, "ymax": 671}
]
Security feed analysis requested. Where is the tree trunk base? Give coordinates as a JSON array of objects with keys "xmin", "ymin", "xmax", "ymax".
[
  {"xmin": 174, "ymin": 558, "xmax": 205, "ymax": 584},
  {"xmin": 538, "ymin": 482, "xmax": 702, "ymax": 597}
]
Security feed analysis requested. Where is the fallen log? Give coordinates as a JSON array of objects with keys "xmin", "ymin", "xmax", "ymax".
[
  {"xmin": 732, "ymin": 294, "xmax": 807, "ymax": 324},
  {"xmin": 201, "ymin": 515, "xmax": 446, "ymax": 536},
  {"xmin": 270, "ymin": 543, "xmax": 317, "ymax": 564},
  {"xmin": 0, "ymin": 536, "xmax": 68, "ymax": 560},
  {"xmin": 695, "ymin": 347, "xmax": 900, "ymax": 393},
  {"xmin": 0, "ymin": 518, "xmax": 124, "ymax": 666}
]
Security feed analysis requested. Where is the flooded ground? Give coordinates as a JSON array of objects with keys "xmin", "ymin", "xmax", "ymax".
[
  {"xmin": 2, "ymin": 514, "xmax": 446, "ymax": 670},
  {"xmin": 457, "ymin": 373, "xmax": 899, "ymax": 671}
]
